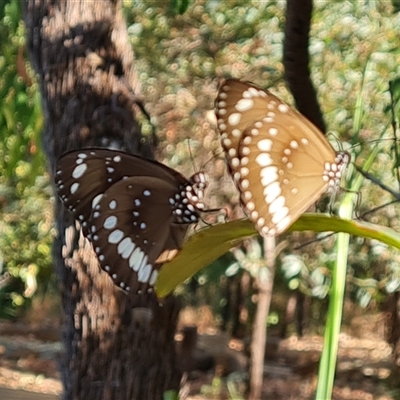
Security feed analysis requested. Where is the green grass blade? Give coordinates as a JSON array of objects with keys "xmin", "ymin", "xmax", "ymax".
[{"xmin": 316, "ymin": 195, "xmax": 354, "ymax": 398}]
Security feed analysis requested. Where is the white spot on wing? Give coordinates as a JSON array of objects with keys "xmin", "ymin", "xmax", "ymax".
[
  {"xmin": 278, "ymin": 104, "xmax": 289, "ymax": 113},
  {"xmin": 138, "ymin": 262, "xmax": 151, "ymax": 283},
  {"xmin": 257, "ymin": 217, "xmax": 265, "ymax": 228},
  {"xmin": 117, "ymin": 237, "xmax": 135, "ymax": 259},
  {"xmin": 232, "ymin": 128, "xmax": 241, "ymax": 137},
  {"xmin": 257, "ymin": 139, "xmax": 272, "ymax": 152},
  {"xmin": 264, "ymin": 182, "xmax": 281, "ymax": 204},
  {"xmin": 271, "ymin": 207, "xmax": 289, "ymax": 224},
  {"xmin": 72, "ymin": 163, "xmax": 87, "ymax": 179},
  {"xmin": 241, "ymin": 179, "xmax": 250, "ymax": 189},
  {"xmin": 256, "ymin": 153, "xmax": 273, "ymax": 167},
  {"xmin": 261, "ymin": 169, "xmax": 278, "ymax": 187},
  {"xmin": 70, "ymin": 182, "xmax": 79, "ymax": 194},
  {"xmin": 246, "ymin": 201, "xmax": 255, "ymax": 211},
  {"xmin": 92, "ymin": 194, "xmax": 103, "ymax": 208},
  {"xmin": 269, "ymin": 195, "xmax": 286, "ymax": 214},
  {"xmin": 228, "ymin": 113, "xmax": 242, "ymax": 126},
  {"xmin": 129, "ymin": 247, "xmax": 144, "ymax": 271},
  {"xmin": 268, "ymin": 127, "xmax": 278, "ymax": 136},
  {"xmin": 235, "ymin": 98, "xmax": 254, "ymax": 112},
  {"xmin": 108, "ymin": 229, "xmax": 124, "ymax": 244},
  {"xmin": 103, "ymin": 215, "xmax": 117, "ymax": 230},
  {"xmin": 240, "ymin": 167, "xmax": 249, "ymax": 177},
  {"xmin": 276, "ymin": 216, "xmax": 291, "ymax": 232},
  {"xmin": 260, "ymin": 166, "xmax": 278, "ymax": 177}
]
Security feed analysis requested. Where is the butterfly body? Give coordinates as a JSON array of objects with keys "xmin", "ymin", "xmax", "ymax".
[
  {"xmin": 55, "ymin": 148, "xmax": 207, "ymax": 293},
  {"xmin": 216, "ymin": 79, "xmax": 349, "ymax": 236}
]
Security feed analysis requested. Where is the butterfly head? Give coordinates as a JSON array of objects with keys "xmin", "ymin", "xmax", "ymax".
[
  {"xmin": 172, "ymin": 172, "xmax": 208, "ymax": 221},
  {"xmin": 324, "ymin": 151, "xmax": 350, "ymax": 190}
]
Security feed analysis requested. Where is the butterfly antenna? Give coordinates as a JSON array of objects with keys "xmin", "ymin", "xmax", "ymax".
[{"xmin": 202, "ymin": 148, "xmax": 226, "ymax": 170}]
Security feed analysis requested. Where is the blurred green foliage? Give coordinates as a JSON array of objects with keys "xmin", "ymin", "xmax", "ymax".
[
  {"xmin": 0, "ymin": 0, "xmax": 53, "ymax": 317},
  {"xmin": 1, "ymin": 0, "xmax": 400, "ymax": 327}
]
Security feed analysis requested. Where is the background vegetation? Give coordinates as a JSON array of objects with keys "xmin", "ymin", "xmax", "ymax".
[
  {"xmin": 0, "ymin": 0, "xmax": 54, "ymax": 317},
  {"xmin": 1, "ymin": 0, "xmax": 400, "ymax": 372}
]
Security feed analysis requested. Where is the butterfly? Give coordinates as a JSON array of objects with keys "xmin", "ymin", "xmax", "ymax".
[
  {"xmin": 215, "ymin": 79, "xmax": 349, "ymax": 237},
  {"xmin": 55, "ymin": 148, "xmax": 208, "ymax": 293}
]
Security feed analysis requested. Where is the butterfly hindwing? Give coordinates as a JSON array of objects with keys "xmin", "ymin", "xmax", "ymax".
[{"xmin": 90, "ymin": 176, "xmax": 188, "ymax": 293}]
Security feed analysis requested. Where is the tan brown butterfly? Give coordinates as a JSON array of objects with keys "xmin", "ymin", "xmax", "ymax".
[{"xmin": 215, "ymin": 79, "xmax": 349, "ymax": 236}]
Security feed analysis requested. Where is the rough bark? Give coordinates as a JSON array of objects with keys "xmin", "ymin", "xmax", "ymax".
[
  {"xmin": 23, "ymin": 1, "xmax": 181, "ymax": 398},
  {"xmin": 283, "ymin": 0, "xmax": 326, "ymax": 133},
  {"xmin": 383, "ymin": 292, "xmax": 400, "ymax": 365}
]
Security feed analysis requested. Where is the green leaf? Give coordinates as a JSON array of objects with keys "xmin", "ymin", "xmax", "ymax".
[
  {"xmin": 155, "ymin": 214, "xmax": 400, "ymax": 297},
  {"xmin": 155, "ymin": 219, "xmax": 256, "ymax": 297}
]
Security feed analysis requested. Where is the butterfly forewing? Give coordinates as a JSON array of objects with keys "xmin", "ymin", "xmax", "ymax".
[
  {"xmin": 216, "ymin": 80, "xmax": 278, "ymax": 171},
  {"xmin": 216, "ymin": 79, "xmax": 349, "ymax": 237},
  {"xmin": 55, "ymin": 148, "xmax": 206, "ymax": 293},
  {"xmin": 55, "ymin": 149, "xmax": 192, "ymax": 234}
]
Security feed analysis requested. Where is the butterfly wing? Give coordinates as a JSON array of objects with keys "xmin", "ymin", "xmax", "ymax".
[
  {"xmin": 89, "ymin": 176, "xmax": 195, "ymax": 293},
  {"xmin": 215, "ymin": 79, "xmax": 276, "ymax": 174},
  {"xmin": 216, "ymin": 79, "xmax": 348, "ymax": 237},
  {"xmin": 55, "ymin": 148, "xmax": 202, "ymax": 293},
  {"xmin": 55, "ymin": 148, "xmax": 188, "ymax": 235}
]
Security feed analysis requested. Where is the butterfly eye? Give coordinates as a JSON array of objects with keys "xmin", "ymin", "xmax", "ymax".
[
  {"xmin": 55, "ymin": 149, "xmax": 207, "ymax": 293},
  {"xmin": 216, "ymin": 79, "xmax": 349, "ymax": 236}
]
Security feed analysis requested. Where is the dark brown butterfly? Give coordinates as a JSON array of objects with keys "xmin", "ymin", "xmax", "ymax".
[
  {"xmin": 55, "ymin": 148, "xmax": 207, "ymax": 293},
  {"xmin": 215, "ymin": 79, "xmax": 349, "ymax": 236}
]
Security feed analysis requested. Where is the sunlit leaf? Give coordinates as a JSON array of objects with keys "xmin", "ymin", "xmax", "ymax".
[{"xmin": 156, "ymin": 214, "xmax": 400, "ymax": 297}]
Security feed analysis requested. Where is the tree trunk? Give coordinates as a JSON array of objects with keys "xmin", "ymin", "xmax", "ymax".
[
  {"xmin": 283, "ymin": 0, "xmax": 326, "ymax": 133},
  {"xmin": 23, "ymin": 1, "xmax": 181, "ymax": 399},
  {"xmin": 383, "ymin": 292, "xmax": 400, "ymax": 364}
]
